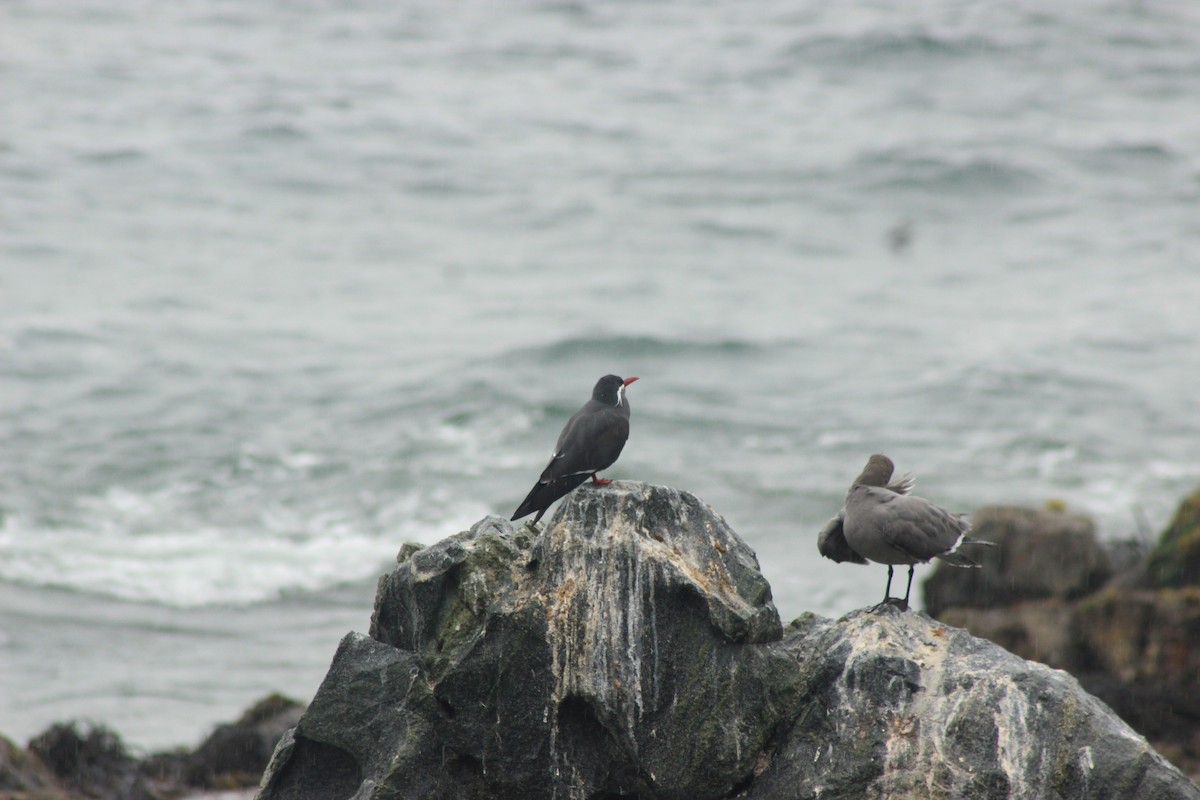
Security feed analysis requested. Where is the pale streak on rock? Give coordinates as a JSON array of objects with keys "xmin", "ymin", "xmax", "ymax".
[{"xmin": 535, "ymin": 482, "xmax": 783, "ymax": 798}]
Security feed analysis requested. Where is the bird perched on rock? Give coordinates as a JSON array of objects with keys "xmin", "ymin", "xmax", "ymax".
[
  {"xmin": 818, "ymin": 454, "xmax": 993, "ymax": 610},
  {"xmin": 512, "ymin": 374, "xmax": 638, "ymax": 525}
]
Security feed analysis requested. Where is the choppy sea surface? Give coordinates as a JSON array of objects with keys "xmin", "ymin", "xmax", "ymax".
[{"xmin": 3, "ymin": 0, "xmax": 1199, "ymax": 748}]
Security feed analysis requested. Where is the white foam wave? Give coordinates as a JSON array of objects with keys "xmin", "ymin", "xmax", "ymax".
[
  {"xmin": 0, "ymin": 492, "xmax": 492, "ymax": 608},
  {"xmin": 816, "ymin": 430, "xmax": 865, "ymax": 447}
]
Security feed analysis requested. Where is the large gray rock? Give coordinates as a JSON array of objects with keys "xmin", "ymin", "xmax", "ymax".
[
  {"xmin": 760, "ymin": 608, "xmax": 1196, "ymax": 799},
  {"xmin": 255, "ymin": 482, "xmax": 1199, "ymax": 800}
]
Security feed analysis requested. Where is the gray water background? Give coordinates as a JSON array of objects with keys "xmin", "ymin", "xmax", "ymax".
[{"xmin": 3, "ymin": 0, "xmax": 1200, "ymax": 748}]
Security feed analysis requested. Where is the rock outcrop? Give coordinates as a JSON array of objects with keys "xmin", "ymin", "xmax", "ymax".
[
  {"xmin": 0, "ymin": 694, "xmax": 300, "ymax": 800},
  {"xmin": 750, "ymin": 607, "xmax": 1192, "ymax": 799},
  {"xmin": 923, "ymin": 505, "xmax": 1111, "ymax": 617},
  {"xmin": 198, "ymin": 694, "xmax": 304, "ymax": 788},
  {"xmin": 256, "ymin": 481, "xmax": 1199, "ymax": 800},
  {"xmin": 1144, "ymin": 486, "xmax": 1200, "ymax": 589},
  {"xmin": 928, "ymin": 496, "xmax": 1200, "ymax": 782},
  {"xmin": 0, "ymin": 732, "xmax": 63, "ymax": 797},
  {"xmin": 26, "ymin": 722, "xmax": 154, "ymax": 800}
]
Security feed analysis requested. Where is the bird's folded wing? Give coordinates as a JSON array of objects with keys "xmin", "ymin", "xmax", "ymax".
[
  {"xmin": 538, "ymin": 407, "xmax": 629, "ymax": 483},
  {"xmin": 876, "ymin": 492, "xmax": 970, "ymax": 560}
]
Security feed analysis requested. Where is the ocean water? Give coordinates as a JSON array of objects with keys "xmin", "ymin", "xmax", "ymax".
[{"xmin": 3, "ymin": 0, "xmax": 1200, "ymax": 748}]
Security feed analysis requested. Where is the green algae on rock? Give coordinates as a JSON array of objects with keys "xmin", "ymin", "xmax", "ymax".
[{"xmin": 1144, "ymin": 487, "xmax": 1200, "ymax": 589}]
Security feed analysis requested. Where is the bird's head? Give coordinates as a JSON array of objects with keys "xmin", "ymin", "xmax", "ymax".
[
  {"xmin": 594, "ymin": 374, "xmax": 639, "ymax": 406},
  {"xmin": 853, "ymin": 453, "xmax": 895, "ymax": 488}
]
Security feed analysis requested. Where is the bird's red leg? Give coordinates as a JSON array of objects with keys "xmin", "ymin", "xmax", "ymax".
[{"xmin": 591, "ymin": 474, "xmax": 612, "ymax": 486}]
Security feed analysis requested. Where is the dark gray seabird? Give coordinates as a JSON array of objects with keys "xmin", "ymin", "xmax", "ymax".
[
  {"xmin": 511, "ymin": 374, "xmax": 638, "ymax": 525},
  {"xmin": 819, "ymin": 453, "xmax": 993, "ymax": 610}
]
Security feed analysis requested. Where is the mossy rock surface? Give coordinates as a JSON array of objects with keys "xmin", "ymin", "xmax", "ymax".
[{"xmin": 1144, "ymin": 487, "xmax": 1200, "ymax": 588}]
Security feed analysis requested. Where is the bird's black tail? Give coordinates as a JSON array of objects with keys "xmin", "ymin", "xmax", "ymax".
[
  {"xmin": 935, "ymin": 537, "xmax": 998, "ymax": 568},
  {"xmin": 511, "ymin": 474, "xmax": 592, "ymax": 523},
  {"xmin": 935, "ymin": 551, "xmax": 980, "ymax": 568}
]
